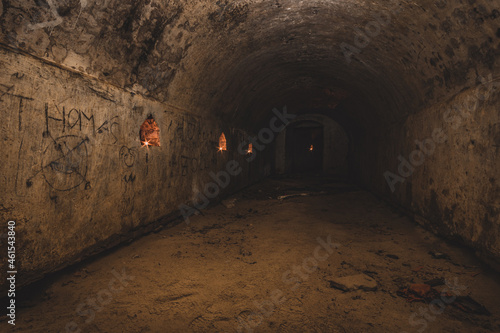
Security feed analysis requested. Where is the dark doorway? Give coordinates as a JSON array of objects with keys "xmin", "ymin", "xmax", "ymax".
[{"xmin": 286, "ymin": 121, "xmax": 324, "ymax": 174}]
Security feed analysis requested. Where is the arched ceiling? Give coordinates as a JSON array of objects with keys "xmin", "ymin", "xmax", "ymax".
[{"xmin": 1, "ymin": 0, "xmax": 499, "ymax": 131}]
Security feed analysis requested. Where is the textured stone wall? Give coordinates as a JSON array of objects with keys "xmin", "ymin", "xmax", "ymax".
[
  {"xmin": 0, "ymin": 47, "xmax": 270, "ymax": 288},
  {"xmin": 2, "ymin": 0, "xmax": 498, "ymax": 125},
  {"xmin": 362, "ymin": 83, "xmax": 500, "ymax": 268},
  {"xmin": 0, "ymin": 0, "xmax": 499, "ymax": 286}
]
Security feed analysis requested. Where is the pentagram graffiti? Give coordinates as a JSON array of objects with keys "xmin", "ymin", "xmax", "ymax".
[{"xmin": 41, "ymin": 135, "xmax": 90, "ymax": 191}]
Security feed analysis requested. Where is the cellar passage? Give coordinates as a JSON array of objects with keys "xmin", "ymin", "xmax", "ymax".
[{"xmin": 0, "ymin": 1, "xmax": 499, "ymax": 330}]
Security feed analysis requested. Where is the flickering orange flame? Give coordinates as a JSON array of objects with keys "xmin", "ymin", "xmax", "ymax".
[
  {"xmin": 140, "ymin": 117, "xmax": 161, "ymax": 147},
  {"xmin": 218, "ymin": 133, "xmax": 227, "ymax": 151},
  {"xmin": 247, "ymin": 143, "xmax": 253, "ymax": 154},
  {"xmin": 310, "ymin": 145, "xmax": 314, "ymax": 151}
]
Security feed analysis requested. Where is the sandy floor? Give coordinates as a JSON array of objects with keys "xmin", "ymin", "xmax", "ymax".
[{"xmin": 2, "ymin": 177, "xmax": 500, "ymax": 333}]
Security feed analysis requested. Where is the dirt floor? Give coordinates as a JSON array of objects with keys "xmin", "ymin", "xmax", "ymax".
[{"xmin": 2, "ymin": 177, "xmax": 500, "ymax": 333}]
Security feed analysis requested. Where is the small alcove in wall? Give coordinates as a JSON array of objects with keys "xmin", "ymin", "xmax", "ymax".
[
  {"xmin": 247, "ymin": 143, "xmax": 253, "ymax": 154},
  {"xmin": 140, "ymin": 115, "xmax": 161, "ymax": 147},
  {"xmin": 219, "ymin": 132, "xmax": 227, "ymax": 151}
]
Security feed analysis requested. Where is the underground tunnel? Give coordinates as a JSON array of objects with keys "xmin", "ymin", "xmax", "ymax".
[{"xmin": 0, "ymin": 0, "xmax": 499, "ymax": 332}]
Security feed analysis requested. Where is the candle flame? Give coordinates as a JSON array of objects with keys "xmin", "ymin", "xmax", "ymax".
[{"xmin": 247, "ymin": 143, "xmax": 253, "ymax": 154}]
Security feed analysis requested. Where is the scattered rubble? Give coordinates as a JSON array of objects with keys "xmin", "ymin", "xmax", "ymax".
[
  {"xmin": 222, "ymin": 198, "xmax": 237, "ymax": 208},
  {"xmin": 386, "ymin": 254, "xmax": 399, "ymax": 260},
  {"xmin": 429, "ymin": 251, "xmax": 451, "ymax": 260},
  {"xmin": 277, "ymin": 193, "xmax": 310, "ymax": 200},
  {"xmin": 328, "ymin": 274, "xmax": 378, "ymax": 292},
  {"xmin": 397, "ymin": 283, "xmax": 491, "ymax": 315}
]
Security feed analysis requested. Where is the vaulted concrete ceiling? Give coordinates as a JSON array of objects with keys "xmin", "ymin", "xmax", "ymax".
[{"xmin": 2, "ymin": 0, "xmax": 499, "ymax": 130}]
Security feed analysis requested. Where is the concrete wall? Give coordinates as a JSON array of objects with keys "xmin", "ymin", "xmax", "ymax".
[
  {"xmin": 0, "ymin": 46, "xmax": 270, "ymax": 289},
  {"xmin": 361, "ymin": 82, "xmax": 500, "ymax": 268}
]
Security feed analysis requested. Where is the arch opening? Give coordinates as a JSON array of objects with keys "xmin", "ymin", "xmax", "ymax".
[
  {"xmin": 275, "ymin": 114, "xmax": 350, "ymax": 176},
  {"xmin": 286, "ymin": 120, "xmax": 324, "ymax": 174}
]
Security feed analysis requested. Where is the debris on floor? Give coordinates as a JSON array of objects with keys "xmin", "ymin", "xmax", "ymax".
[
  {"xmin": 397, "ymin": 283, "xmax": 440, "ymax": 302},
  {"xmin": 454, "ymin": 296, "xmax": 492, "ymax": 316},
  {"xmin": 328, "ymin": 274, "xmax": 378, "ymax": 292},
  {"xmin": 424, "ymin": 277, "xmax": 446, "ymax": 287},
  {"xmin": 222, "ymin": 198, "xmax": 237, "ymax": 208},
  {"xmin": 385, "ymin": 254, "xmax": 399, "ymax": 260},
  {"xmin": 429, "ymin": 250, "xmax": 451, "ymax": 260},
  {"xmin": 397, "ymin": 283, "xmax": 491, "ymax": 315},
  {"xmin": 6, "ymin": 177, "xmax": 500, "ymax": 333},
  {"xmin": 277, "ymin": 193, "xmax": 310, "ymax": 200}
]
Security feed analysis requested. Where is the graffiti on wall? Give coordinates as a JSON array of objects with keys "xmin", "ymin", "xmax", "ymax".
[
  {"xmin": 3, "ymin": 68, "xmax": 233, "ymax": 205},
  {"xmin": 40, "ymin": 135, "xmax": 91, "ymax": 191},
  {"xmin": 44, "ymin": 103, "xmax": 119, "ymax": 144},
  {"xmin": 164, "ymin": 112, "xmax": 219, "ymax": 178},
  {"xmin": 1, "ymin": 79, "xmax": 121, "ymax": 195},
  {"xmin": 0, "ymin": 83, "xmax": 34, "ymax": 132}
]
